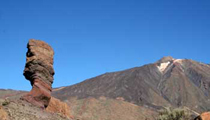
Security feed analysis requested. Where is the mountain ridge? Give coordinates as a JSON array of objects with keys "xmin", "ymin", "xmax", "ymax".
[{"xmin": 53, "ymin": 56, "xmax": 210, "ymax": 113}]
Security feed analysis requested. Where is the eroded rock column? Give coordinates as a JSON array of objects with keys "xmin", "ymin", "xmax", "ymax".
[{"xmin": 22, "ymin": 39, "xmax": 55, "ymax": 108}]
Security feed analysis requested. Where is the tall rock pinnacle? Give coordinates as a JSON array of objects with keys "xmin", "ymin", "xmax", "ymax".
[{"xmin": 22, "ymin": 39, "xmax": 55, "ymax": 108}]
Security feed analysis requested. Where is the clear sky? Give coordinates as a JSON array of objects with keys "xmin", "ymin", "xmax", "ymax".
[{"xmin": 0, "ymin": 0, "xmax": 209, "ymax": 91}]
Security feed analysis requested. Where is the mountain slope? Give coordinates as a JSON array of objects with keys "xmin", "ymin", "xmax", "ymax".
[
  {"xmin": 0, "ymin": 98, "xmax": 70, "ymax": 120},
  {"xmin": 66, "ymin": 97, "xmax": 157, "ymax": 120},
  {"xmin": 0, "ymin": 89, "xmax": 26, "ymax": 99},
  {"xmin": 0, "ymin": 90, "xmax": 158, "ymax": 120},
  {"xmin": 53, "ymin": 57, "xmax": 210, "ymax": 113}
]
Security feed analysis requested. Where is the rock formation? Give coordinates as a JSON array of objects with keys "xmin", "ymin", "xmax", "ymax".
[
  {"xmin": 22, "ymin": 39, "xmax": 55, "ymax": 108},
  {"xmin": 46, "ymin": 97, "xmax": 73, "ymax": 119},
  {"xmin": 21, "ymin": 39, "xmax": 72, "ymax": 118},
  {"xmin": 0, "ymin": 106, "xmax": 8, "ymax": 120},
  {"xmin": 194, "ymin": 112, "xmax": 210, "ymax": 120}
]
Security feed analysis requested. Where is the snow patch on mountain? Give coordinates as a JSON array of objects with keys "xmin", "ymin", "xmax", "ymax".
[{"xmin": 157, "ymin": 61, "xmax": 170, "ymax": 72}]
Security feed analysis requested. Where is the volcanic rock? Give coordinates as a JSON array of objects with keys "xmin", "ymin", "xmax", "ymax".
[
  {"xmin": 46, "ymin": 97, "xmax": 73, "ymax": 119},
  {"xmin": 22, "ymin": 39, "xmax": 55, "ymax": 108},
  {"xmin": 194, "ymin": 112, "xmax": 210, "ymax": 120},
  {"xmin": 0, "ymin": 106, "xmax": 8, "ymax": 120},
  {"xmin": 156, "ymin": 56, "xmax": 174, "ymax": 63}
]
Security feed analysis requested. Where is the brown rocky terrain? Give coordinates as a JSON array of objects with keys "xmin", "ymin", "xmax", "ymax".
[
  {"xmin": 66, "ymin": 97, "xmax": 157, "ymax": 120},
  {"xmin": 46, "ymin": 97, "xmax": 73, "ymax": 119},
  {"xmin": 194, "ymin": 112, "xmax": 210, "ymax": 120},
  {"xmin": 0, "ymin": 97, "xmax": 70, "ymax": 120},
  {"xmin": 0, "ymin": 105, "xmax": 8, "ymax": 120}
]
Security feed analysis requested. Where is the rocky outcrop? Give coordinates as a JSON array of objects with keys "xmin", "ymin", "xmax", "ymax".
[
  {"xmin": 21, "ymin": 39, "xmax": 72, "ymax": 118},
  {"xmin": 22, "ymin": 39, "xmax": 55, "ymax": 108},
  {"xmin": 0, "ymin": 106, "xmax": 8, "ymax": 120},
  {"xmin": 194, "ymin": 112, "xmax": 210, "ymax": 120},
  {"xmin": 46, "ymin": 97, "xmax": 73, "ymax": 119},
  {"xmin": 156, "ymin": 56, "xmax": 174, "ymax": 64}
]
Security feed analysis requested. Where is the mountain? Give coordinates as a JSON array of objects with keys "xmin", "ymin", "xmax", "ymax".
[{"xmin": 53, "ymin": 56, "xmax": 210, "ymax": 113}]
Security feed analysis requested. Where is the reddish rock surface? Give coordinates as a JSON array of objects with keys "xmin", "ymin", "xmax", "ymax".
[
  {"xmin": 0, "ymin": 106, "xmax": 8, "ymax": 120},
  {"xmin": 22, "ymin": 39, "xmax": 55, "ymax": 108},
  {"xmin": 194, "ymin": 112, "xmax": 210, "ymax": 120},
  {"xmin": 46, "ymin": 97, "xmax": 73, "ymax": 119}
]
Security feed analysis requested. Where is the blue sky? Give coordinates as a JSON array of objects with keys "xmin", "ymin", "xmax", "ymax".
[{"xmin": 0, "ymin": 0, "xmax": 209, "ymax": 91}]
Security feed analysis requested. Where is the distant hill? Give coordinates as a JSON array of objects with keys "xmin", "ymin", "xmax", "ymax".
[
  {"xmin": 0, "ymin": 89, "xmax": 26, "ymax": 99},
  {"xmin": 53, "ymin": 56, "xmax": 210, "ymax": 113}
]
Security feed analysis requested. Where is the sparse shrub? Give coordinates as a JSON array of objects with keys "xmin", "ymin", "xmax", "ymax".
[
  {"xmin": 2, "ymin": 99, "xmax": 10, "ymax": 106},
  {"xmin": 157, "ymin": 107, "xmax": 191, "ymax": 120}
]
